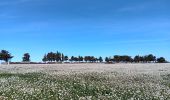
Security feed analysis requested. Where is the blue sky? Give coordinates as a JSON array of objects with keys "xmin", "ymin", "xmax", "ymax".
[{"xmin": 0, "ymin": 0, "xmax": 170, "ymax": 62}]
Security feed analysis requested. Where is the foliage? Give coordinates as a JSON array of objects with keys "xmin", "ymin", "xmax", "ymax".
[
  {"xmin": 157, "ymin": 57, "xmax": 166, "ymax": 63},
  {"xmin": 22, "ymin": 53, "xmax": 30, "ymax": 62},
  {"xmin": 0, "ymin": 49, "xmax": 168, "ymax": 63},
  {"xmin": 0, "ymin": 50, "xmax": 13, "ymax": 63},
  {"xmin": 42, "ymin": 51, "xmax": 62, "ymax": 62}
]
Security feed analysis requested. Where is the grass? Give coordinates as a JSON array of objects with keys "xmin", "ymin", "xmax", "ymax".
[{"xmin": 0, "ymin": 72, "xmax": 170, "ymax": 100}]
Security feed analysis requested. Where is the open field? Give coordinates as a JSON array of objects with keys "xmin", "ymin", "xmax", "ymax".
[{"xmin": 0, "ymin": 63, "xmax": 170, "ymax": 99}]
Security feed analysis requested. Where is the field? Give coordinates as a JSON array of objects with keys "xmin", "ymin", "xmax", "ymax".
[{"xmin": 0, "ymin": 63, "xmax": 170, "ymax": 100}]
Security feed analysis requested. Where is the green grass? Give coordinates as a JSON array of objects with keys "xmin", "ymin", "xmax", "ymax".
[{"xmin": 0, "ymin": 72, "xmax": 170, "ymax": 100}]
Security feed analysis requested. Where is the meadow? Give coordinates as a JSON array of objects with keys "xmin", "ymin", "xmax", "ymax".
[{"xmin": 0, "ymin": 63, "xmax": 170, "ymax": 100}]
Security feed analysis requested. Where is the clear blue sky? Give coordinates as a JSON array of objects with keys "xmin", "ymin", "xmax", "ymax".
[{"xmin": 0, "ymin": 0, "xmax": 169, "ymax": 62}]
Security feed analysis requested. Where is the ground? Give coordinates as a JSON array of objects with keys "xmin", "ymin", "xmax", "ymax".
[{"xmin": 0, "ymin": 63, "xmax": 170, "ymax": 99}]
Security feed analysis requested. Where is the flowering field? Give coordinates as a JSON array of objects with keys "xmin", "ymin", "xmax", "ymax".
[{"xmin": 0, "ymin": 64, "xmax": 170, "ymax": 99}]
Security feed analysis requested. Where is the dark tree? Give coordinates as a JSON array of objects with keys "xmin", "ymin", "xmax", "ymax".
[
  {"xmin": 0, "ymin": 50, "xmax": 13, "ymax": 64},
  {"xmin": 78, "ymin": 56, "xmax": 84, "ymax": 62},
  {"xmin": 157, "ymin": 57, "xmax": 166, "ymax": 63},
  {"xmin": 148, "ymin": 54, "xmax": 156, "ymax": 63},
  {"xmin": 139, "ymin": 56, "xmax": 144, "ymax": 63},
  {"xmin": 56, "ymin": 51, "xmax": 61, "ymax": 62},
  {"xmin": 64, "ymin": 56, "xmax": 68, "ymax": 62},
  {"xmin": 99, "ymin": 56, "xmax": 103, "ymax": 63},
  {"xmin": 122, "ymin": 55, "xmax": 132, "ymax": 63},
  {"xmin": 134, "ymin": 55, "xmax": 140, "ymax": 63},
  {"xmin": 84, "ymin": 56, "xmax": 97, "ymax": 63},
  {"xmin": 114, "ymin": 55, "xmax": 120, "ymax": 63},
  {"xmin": 75, "ymin": 57, "xmax": 79, "ymax": 62},
  {"xmin": 90, "ymin": 56, "xmax": 96, "ymax": 62},
  {"xmin": 105, "ymin": 57, "xmax": 109, "ymax": 63},
  {"xmin": 84, "ymin": 56, "xmax": 89, "ymax": 62},
  {"xmin": 143, "ymin": 54, "xmax": 156, "ymax": 63},
  {"xmin": 42, "ymin": 54, "xmax": 48, "ymax": 63},
  {"xmin": 22, "ymin": 53, "xmax": 30, "ymax": 62},
  {"xmin": 80, "ymin": 56, "xmax": 84, "ymax": 62},
  {"xmin": 45, "ymin": 51, "xmax": 64, "ymax": 62},
  {"xmin": 70, "ymin": 56, "xmax": 74, "ymax": 62},
  {"xmin": 47, "ymin": 52, "xmax": 53, "ymax": 62}
]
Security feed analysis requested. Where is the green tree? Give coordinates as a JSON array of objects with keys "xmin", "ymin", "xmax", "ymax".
[
  {"xmin": 78, "ymin": 56, "xmax": 83, "ymax": 62},
  {"xmin": 147, "ymin": 54, "xmax": 156, "ymax": 63},
  {"xmin": 84, "ymin": 56, "xmax": 89, "ymax": 62},
  {"xmin": 157, "ymin": 57, "xmax": 166, "ymax": 63},
  {"xmin": 143, "ymin": 54, "xmax": 156, "ymax": 63},
  {"xmin": 0, "ymin": 50, "xmax": 13, "ymax": 64},
  {"xmin": 22, "ymin": 53, "xmax": 30, "ymax": 62},
  {"xmin": 64, "ymin": 56, "xmax": 68, "ymax": 62},
  {"xmin": 70, "ymin": 56, "xmax": 74, "ymax": 62},
  {"xmin": 114, "ymin": 55, "xmax": 120, "ymax": 63},
  {"xmin": 56, "ymin": 51, "xmax": 61, "ymax": 62},
  {"xmin": 105, "ymin": 57, "xmax": 109, "ymax": 63},
  {"xmin": 42, "ymin": 54, "xmax": 48, "ymax": 63},
  {"xmin": 122, "ymin": 55, "xmax": 132, "ymax": 63},
  {"xmin": 47, "ymin": 52, "xmax": 54, "ymax": 62},
  {"xmin": 134, "ymin": 55, "xmax": 140, "ymax": 63},
  {"xmin": 99, "ymin": 56, "xmax": 103, "ymax": 63}
]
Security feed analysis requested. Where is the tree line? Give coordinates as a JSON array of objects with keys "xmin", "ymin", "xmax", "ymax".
[
  {"xmin": 41, "ymin": 52, "xmax": 103, "ymax": 63},
  {"xmin": 0, "ymin": 50, "xmax": 168, "ymax": 64},
  {"xmin": 41, "ymin": 51, "xmax": 167, "ymax": 63},
  {"xmin": 105, "ymin": 54, "xmax": 159, "ymax": 63}
]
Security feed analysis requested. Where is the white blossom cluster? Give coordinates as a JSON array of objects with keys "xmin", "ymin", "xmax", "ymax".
[{"xmin": 0, "ymin": 64, "xmax": 169, "ymax": 99}]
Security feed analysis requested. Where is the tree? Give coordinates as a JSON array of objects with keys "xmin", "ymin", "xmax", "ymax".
[
  {"xmin": 134, "ymin": 55, "xmax": 140, "ymax": 63},
  {"xmin": 70, "ymin": 56, "xmax": 74, "ymax": 62},
  {"xmin": 84, "ymin": 56, "xmax": 89, "ymax": 62},
  {"xmin": 105, "ymin": 57, "xmax": 109, "ymax": 63},
  {"xmin": 146, "ymin": 54, "xmax": 156, "ymax": 63},
  {"xmin": 143, "ymin": 54, "xmax": 156, "ymax": 63},
  {"xmin": 43, "ymin": 51, "xmax": 65, "ymax": 63},
  {"xmin": 157, "ymin": 57, "xmax": 166, "ymax": 63},
  {"xmin": 0, "ymin": 50, "xmax": 13, "ymax": 64},
  {"xmin": 22, "ymin": 53, "xmax": 30, "ymax": 62},
  {"xmin": 139, "ymin": 56, "xmax": 144, "ymax": 63},
  {"xmin": 84, "ymin": 56, "xmax": 97, "ymax": 63},
  {"xmin": 56, "ymin": 51, "xmax": 61, "ymax": 62},
  {"xmin": 90, "ymin": 56, "xmax": 96, "ymax": 62},
  {"xmin": 114, "ymin": 55, "xmax": 120, "ymax": 63},
  {"xmin": 122, "ymin": 55, "xmax": 132, "ymax": 63},
  {"xmin": 0, "ymin": 53, "xmax": 2, "ymax": 61},
  {"xmin": 99, "ymin": 56, "xmax": 103, "ymax": 63},
  {"xmin": 64, "ymin": 56, "xmax": 68, "ymax": 62},
  {"xmin": 42, "ymin": 54, "xmax": 48, "ymax": 63},
  {"xmin": 46, "ymin": 52, "xmax": 53, "ymax": 62},
  {"xmin": 78, "ymin": 56, "xmax": 83, "ymax": 62},
  {"xmin": 74, "ymin": 57, "xmax": 79, "ymax": 62}
]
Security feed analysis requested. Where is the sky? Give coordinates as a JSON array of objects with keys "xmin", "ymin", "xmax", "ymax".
[{"xmin": 0, "ymin": 0, "xmax": 170, "ymax": 62}]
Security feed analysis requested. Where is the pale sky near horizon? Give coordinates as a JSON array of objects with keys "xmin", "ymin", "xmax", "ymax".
[{"xmin": 0, "ymin": 0, "xmax": 169, "ymax": 62}]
